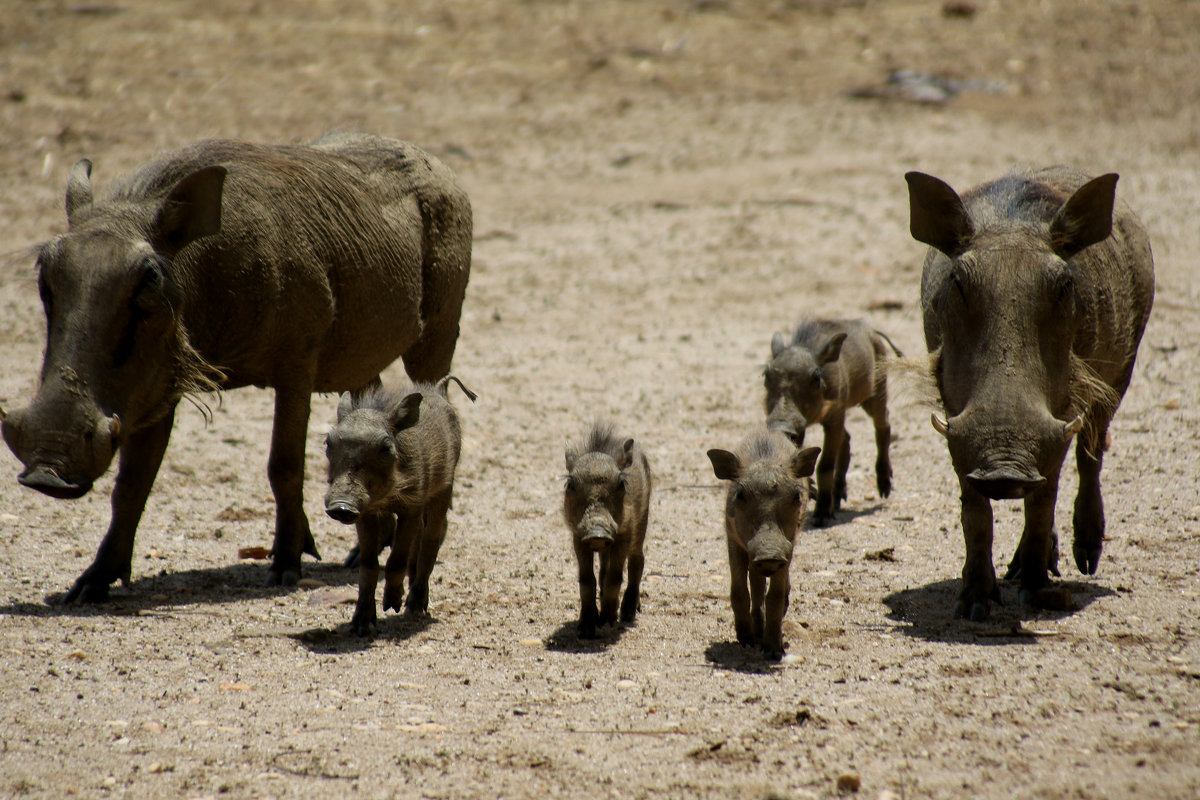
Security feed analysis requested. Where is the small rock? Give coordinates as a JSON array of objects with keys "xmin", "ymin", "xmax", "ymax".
[{"xmin": 837, "ymin": 772, "xmax": 861, "ymax": 793}]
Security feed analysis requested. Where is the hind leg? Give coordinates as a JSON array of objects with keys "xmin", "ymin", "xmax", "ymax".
[{"xmin": 862, "ymin": 391, "xmax": 893, "ymax": 498}]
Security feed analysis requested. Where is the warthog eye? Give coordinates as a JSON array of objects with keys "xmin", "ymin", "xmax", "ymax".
[
  {"xmin": 565, "ymin": 476, "xmax": 577, "ymax": 492},
  {"xmin": 733, "ymin": 485, "xmax": 746, "ymax": 504}
]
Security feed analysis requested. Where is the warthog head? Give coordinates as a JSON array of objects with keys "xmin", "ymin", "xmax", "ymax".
[
  {"xmin": 907, "ymin": 170, "xmax": 1119, "ymax": 499},
  {"xmin": 564, "ymin": 438, "xmax": 635, "ymax": 553},
  {"xmin": 3, "ymin": 159, "xmax": 226, "ymax": 498},
  {"xmin": 324, "ymin": 391, "xmax": 423, "ymax": 524},
  {"xmin": 709, "ymin": 433, "xmax": 821, "ymax": 575},
  {"xmin": 764, "ymin": 330, "xmax": 848, "ymax": 444}
]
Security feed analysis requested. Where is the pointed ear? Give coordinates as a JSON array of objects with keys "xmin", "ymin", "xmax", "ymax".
[
  {"xmin": 1050, "ymin": 173, "xmax": 1118, "ymax": 260},
  {"xmin": 155, "ymin": 166, "xmax": 226, "ymax": 254},
  {"xmin": 336, "ymin": 392, "xmax": 355, "ymax": 422},
  {"xmin": 617, "ymin": 439, "xmax": 635, "ymax": 470},
  {"xmin": 565, "ymin": 446, "xmax": 578, "ymax": 474},
  {"xmin": 707, "ymin": 449, "xmax": 741, "ymax": 481},
  {"xmin": 817, "ymin": 332, "xmax": 848, "ymax": 366},
  {"xmin": 66, "ymin": 159, "xmax": 94, "ymax": 225},
  {"xmin": 791, "ymin": 446, "xmax": 821, "ymax": 479},
  {"xmin": 906, "ymin": 171, "xmax": 973, "ymax": 257},
  {"xmin": 770, "ymin": 332, "xmax": 787, "ymax": 358},
  {"xmin": 390, "ymin": 393, "xmax": 422, "ymax": 434}
]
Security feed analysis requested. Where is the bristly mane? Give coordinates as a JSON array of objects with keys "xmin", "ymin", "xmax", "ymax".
[
  {"xmin": 347, "ymin": 383, "xmax": 434, "ymax": 414},
  {"xmin": 740, "ymin": 427, "xmax": 796, "ymax": 464},
  {"xmin": 569, "ymin": 420, "xmax": 625, "ymax": 461}
]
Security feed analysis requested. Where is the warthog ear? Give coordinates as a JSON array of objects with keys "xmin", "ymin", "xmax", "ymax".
[
  {"xmin": 817, "ymin": 332, "xmax": 848, "ymax": 365},
  {"xmin": 390, "ymin": 392, "xmax": 422, "ymax": 434},
  {"xmin": 617, "ymin": 438, "xmax": 635, "ymax": 470},
  {"xmin": 66, "ymin": 159, "xmax": 93, "ymax": 225},
  {"xmin": 770, "ymin": 331, "xmax": 787, "ymax": 358},
  {"xmin": 336, "ymin": 392, "xmax": 355, "ymax": 422},
  {"xmin": 707, "ymin": 449, "xmax": 741, "ymax": 481},
  {"xmin": 906, "ymin": 171, "xmax": 973, "ymax": 257},
  {"xmin": 564, "ymin": 446, "xmax": 578, "ymax": 474},
  {"xmin": 155, "ymin": 166, "xmax": 227, "ymax": 255},
  {"xmin": 791, "ymin": 446, "xmax": 821, "ymax": 479},
  {"xmin": 1050, "ymin": 173, "xmax": 1118, "ymax": 260}
]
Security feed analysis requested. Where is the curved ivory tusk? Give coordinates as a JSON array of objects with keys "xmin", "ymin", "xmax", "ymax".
[
  {"xmin": 1063, "ymin": 414, "xmax": 1084, "ymax": 441},
  {"xmin": 930, "ymin": 413, "xmax": 949, "ymax": 438},
  {"xmin": 0, "ymin": 404, "xmax": 6, "ymax": 421},
  {"xmin": 109, "ymin": 414, "xmax": 122, "ymax": 443}
]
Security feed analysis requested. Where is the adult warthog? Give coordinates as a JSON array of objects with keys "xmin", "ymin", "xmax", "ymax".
[
  {"xmin": 906, "ymin": 166, "xmax": 1153, "ymax": 620},
  {"xmin": 2, "ymin": 133, "xmax": 472, "ymax": 602}
]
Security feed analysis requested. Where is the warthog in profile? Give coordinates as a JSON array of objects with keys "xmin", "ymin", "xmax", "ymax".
[
  {"xmin": 906, "ymin": 166, "xmax": 1154, "ymax": 620},
  {"xmin": 1, "ymin": 133, "xmax": 472, "ymax": 602},
  {"xmin": 708, "ymin": 429, "xmax": 820, "ymax": 659},
  {"xmin": 563, "ymin": 422, "xmax": 652, "ymax": 639},
  {"xmin": 764, "ymin": 318, "xmax": 902, "ymax": 526}
]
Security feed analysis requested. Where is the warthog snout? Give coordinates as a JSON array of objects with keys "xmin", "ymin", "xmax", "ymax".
[
  {"xmin": 325, "ymin": 501, "xmax": 360, "ymax": 524},
  {"xmin": 581, "ymin": 526, "xmax": 615, "ymax": 552},
  {"xmin": 17, "ymin": 465, "xmax": 92, "ymax": 500},
  {"xmin": 966, "ymin": 467, "xmax": 1046, "ymax": 500},
  {"xmin": 752, "ymin": 556, "xmax": 789, "ymax": 576}
]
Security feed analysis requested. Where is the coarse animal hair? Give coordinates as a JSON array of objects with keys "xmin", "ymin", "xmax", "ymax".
[{"xmin": 567, "ymin": 420, "xmax": 627, "ymax": 463}]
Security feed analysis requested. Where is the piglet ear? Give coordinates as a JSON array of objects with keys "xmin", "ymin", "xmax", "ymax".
[
  {"xmin": 617, "ymin": 438, "xmax": 635, "ymax": 470},
  {"xmin": 336, "ymin": 392, "xmax": 354, "ymax": 422},
  {"xmin": 817, "ymin": 332, "xmax": 848, "ymax": 365},
  {"xmin": 792, "ymin": 446, "xmax": 821, "ymax": 479},
  {"xmin": 1050, "ymin": 173, "xmax": 1118, "ymax": 260},
  {"xmin": 390, "ymin": 393, "xmax": 422, "ymax": 434},
  {"xmin": 770, "ymin": 332, "xmax": 787, "ymax": 358},
  {"xmin": 707, "ymin": 449, "xmax": 741, "ymax": 481},
  {"xmin": 906, "ymin": 171, "xmax": 973, "ymax": 257},
  {"xmin": 155, "ymin": 166, "xmax": 226, "ymax": 254},
  {"xmin": 66, "ymin": 159, "xmax": 93, "ymax": 225}
]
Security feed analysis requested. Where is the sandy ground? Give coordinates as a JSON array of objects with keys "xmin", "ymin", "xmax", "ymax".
[{"xmin": 1, "ymin": 1, "xmax": 1199, "ymax": 798}]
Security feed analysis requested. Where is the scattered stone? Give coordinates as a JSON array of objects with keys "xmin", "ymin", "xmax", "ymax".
[{"xmin": 837, "ymin": 772, "xmax": 861, "ymax": 793}]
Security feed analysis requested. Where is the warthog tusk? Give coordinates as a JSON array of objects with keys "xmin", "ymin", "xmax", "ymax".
[
  {"xmin": 1063, "ymin": 414, "xmax": 1085, "ymax": 441},
  {"xmin": 0, "ymin": 405, "xmax": 6, "ymax": 421},
  {"xmin": 930, "ymin": 413, "xmax": 949, "ymax": 438}
]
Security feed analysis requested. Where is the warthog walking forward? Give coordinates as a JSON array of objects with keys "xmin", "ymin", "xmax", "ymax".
[
  {"xmin": 764, "ymin": 318, "xmax": 902, "ymax": 525},
  {"xmin": 906, "ymin": 167, "xmax": 1153, "ymax": 620},
  {"xmin": 563, "ymin": 422, "xmax": 652, "ymax": 639},
  {"xmin": 1, "ymin": 133, "xmax": 472, "ymax": 601},
  {"xmin": 324, "ymin": 376, "xmax": 474, "ymax": 635},
  {"xmin": 708, "ymin": 430, "xmax": 820, "ymax": 659}
]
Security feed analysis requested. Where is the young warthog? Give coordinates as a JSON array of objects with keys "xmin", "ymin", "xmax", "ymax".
[
  {"xmin": 906, "ymin": 167, "xmax": 1154, "ymax": 620},
  {"xmin": 324, "ymin": 377, "xmax": 474, "ymax": 635},
  {"xmin": 563, "ymin": 423, "xmax": 652, "ymax": 639},
  {"xmin": 707, "ymin": 430, "xmax": 820, "ymax": 659},
  {"xmin": 764, "ymin": 319, "xmax": 902, "ymax": 525},
  {"xmin": 0, "ymin": 133, "xmax": 471, "ymax": 602}
]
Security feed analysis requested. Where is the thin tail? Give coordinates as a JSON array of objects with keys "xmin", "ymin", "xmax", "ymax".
[
  {"xmin": 436, "ymin": 375, "xmax": 478, "ymax": 403},
  {"xmin": 874, "ymin": 330, "xmax": 904, "ymax": 358}
]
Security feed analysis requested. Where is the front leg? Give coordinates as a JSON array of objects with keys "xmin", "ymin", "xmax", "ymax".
[
  {"xmin": 761, "ymin": 572, "xmax": 791, "ymax": 660},
  {"xmin": 1072, "ymin": 428, "xmax": 1108, "ymax": 575},
  {"xmin": 1015, "ymin": 472, "xmax": 1063, "ymax": 607},
  {"xmin": 350, "ymin": 516, "xmax": 382, "ymax": 635},
  {"xmin": 266, "ymin": 381, "xmax": 318, "ymax": 587},
  {"xmin": 64, "ymin": 409, "xmax": 176, "ymax": 604},
  {"xmin": 955, "ymin": 480, "xmax": 999, "ymax": 621},
  {"xmin": 598, "ymin": 539, "xmax": 630, "ymax": 628},
  {"xmin": 381, "ymin": 512, "xmax": 415, "ymax": 613},
  {"xmin": 813, "ymin": 419, "xmax": 846, "ymax": 526},
  {"xmin": 575, "ymin": 542, "xmax": 599, "ymax": 639},
  {"xmin": 728, "ymin": 540, "xmax": 753, "ymax": 646},
  {"xmin": 748, "ymin": 569, "xmax": 767, "ymax": 647}
]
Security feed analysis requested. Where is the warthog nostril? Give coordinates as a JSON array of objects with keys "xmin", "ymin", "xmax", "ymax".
[
  {"xmin": 325, "ymin": 502, "xmax": 360, "ymax": 524},
  {"xmin": 966, "ymin": 468, "xmax": 1046, "ymax": 501},
  {"xmin": 753, "ymin": 558, "xmax": 788, "ymax": 576},
  {"xmin": 582, "ymin": 532, "xmax": 614, "ymax": 552}
]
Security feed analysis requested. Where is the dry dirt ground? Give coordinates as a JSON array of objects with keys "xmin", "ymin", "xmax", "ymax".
[{"xmin": 1, "ymin": 1, "xmax": 1199, "ymax": 798}]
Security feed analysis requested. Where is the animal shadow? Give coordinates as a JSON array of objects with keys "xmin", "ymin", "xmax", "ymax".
[
  {"xmin": 291, "ymin": 613, "xmax": 436, "ymax": 655},
  {"xmin": 704, "ymin": 641, "xmax": 786, "ymax": 674},
  {"xmin": 809, "ymin": 501, "xmax": 885, "ymax": 528},
  {"xmin": 544, "ymin": 618, "xmax": 634, "ymax": 653},
  {"xmin": 0, "ymin": 561, "xmax": 357, "ymax": 619},
  {"xmin": 883, "ymin": 577, "xmax": 1118, "ymax": 644}
]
